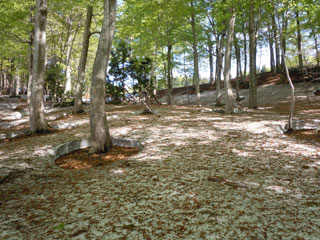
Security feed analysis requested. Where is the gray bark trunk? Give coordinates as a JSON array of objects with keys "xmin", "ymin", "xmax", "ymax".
[
  {"xmin": 224, "ymin": 9, "xmax": 236, "ymax": 114},
  {"xmin": 167, "ymin": 43, "xmax": 172, "ymax": 105},
  {"xmin": 74, "ymin": 5, "xmax": 93, "ymax": 113},
  {"xmin": 272, "ymin": 14, "xmax": 281, "ymax": 73},
  {"xmin": 90, "ymin": 0, "xmax": 116, "ymax": 153},
  {"xmin": 208, "ymin": 37, "xmax": 214, "ymax": 84},
  {"xmin": 29, "ymin": 0, "xmax": 48, "ymax": 133},
  {"xmin": 27, "ymin": 10, "xmax": 34, "ymax": 104},
  {"xmin": 215, "ymin": 33, "xmax": 225, "ymax": 106},
  {"xmin": 267, "ymin": 23, "xmax": 276, "ymax": 74},
  {"xmin": 191, "ymin": 2, "xmax": 201, "ymax": 107},
  {"xmin": 296, "ymin": 11, "xmax": 303, "ymax": 69},
  {"xmin": 0, "ymin": 60, "xmax": 3, "ymax": 93},
  {"xmin": 234, "ymin": 34, "xmax": 241, "ymax": 100},
  {"xmin": 249, "ymin": 1, "xmax": 257, "ymax": 109},
  {"xmin": 279, "ymin": 12, "xmax": 295, "ymax": 130},
  {"xmin": 242, "ymin": 28, "xmax": 247, "ymax": 84}
]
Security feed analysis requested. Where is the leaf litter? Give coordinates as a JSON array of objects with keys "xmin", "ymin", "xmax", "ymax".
[{"xmin": 0, "ymin": 83, "xmax": 320, "ymax": 239}]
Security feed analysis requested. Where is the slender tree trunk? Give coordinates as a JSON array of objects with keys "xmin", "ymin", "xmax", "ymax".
[
  {"xmin": 279, "ymin": 12, "xmax": 294, "ymax": 130},
  {"xmin": 27, "ymin": 9, "xmax": 34, "ymax": 104},
  {"xmin": 234, "ymin": 34, "xmax": 241, "ymax": 100},
  {"xmin": 191, "ymin": 1, "xmax": 201, "ymax": 107},
  {"xmin": 74, "ymin": 5, "xmax": 93, "ymax": 113},
  {"xmin": 0, "ymin": 60, "xmax": 3, "ymax": 93},
  {"xmin": 296, "ymin": 11, "xmax": 303, "ymax": 69},
  {"xmin": 313, "ymin": 33, "xmax": 319, "ymax": 66},
  {"xmin": 27, "ymin": 36, "xmax": 33, "ymax": 104},
  {"xmin": 268, "ymin": 22, "xmax": 276, "ymax": 74},
  {"xmin": 248, "ymin": 1, "xmax": 257, "ymax": 109},
  {"xmin": 242, "ymin": 28, "xmax": 247, "ymax": 83},
  {"xmin": 29, "ymin": 0, "xmax": 48, "ymax": 133},
  {"xmin": 63, "ymin": 18, "xmax": 73, "ymax": 95},
  {"xmin": 167, "ymin": 43, "xmax": 172, "ymax": 105},
  {"xmin": 272, "ymin": 14, "xmax": 281, "ymax": 73},
  {"xmin": 90, "ymin": 0, "xmax": 116, "ymax": 153},
  {"xmin": 215, "ymin": 33, "xmax": 225, "ymax": 106},
  {"xmin": 13, "ymin": 65, "xmax": 20, "ymax": 97},
  {"xmin": 208, "ymin": 35, "xmax": 214, "ymax": 84},
  {"xmin": 224, "ymin": 8, "xmax": 236, "ymax": 114},
  {"xmin": 281, "ymin": 14, "xmax": 287, "ymax": 71}
]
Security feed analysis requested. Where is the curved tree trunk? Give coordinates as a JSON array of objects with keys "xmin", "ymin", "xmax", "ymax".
[
  {"xmin": 29, "ymin": 0, "xmax": 48, "ymax": 134},
  {"xmin": 90, "ymin": 0, "xmax": 116, "ymax": 153},
  {"xmin": 224, "ymin": 8, "xmax": 236, "ymax": 114},
  {"xmin": 74, "ymin": 5, "xmax": 93, "ymax": 113}
]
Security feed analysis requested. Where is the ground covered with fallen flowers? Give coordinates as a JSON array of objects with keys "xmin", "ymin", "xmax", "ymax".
[{"xmin": 0, "ymin": 82, "xmax": 320, "ymax": 239}]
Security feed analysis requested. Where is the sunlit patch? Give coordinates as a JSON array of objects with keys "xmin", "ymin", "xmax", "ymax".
[
  {"xmin": 266, "ymin": 185, "xmax": 288, "ymax": 194},
  {"xmin": 111, "ymin": 168, "xmax": 125, "ymax": 174},
  {"xmin": 232, "ymin": 148, "xmax": 256, "ymax": 157}
]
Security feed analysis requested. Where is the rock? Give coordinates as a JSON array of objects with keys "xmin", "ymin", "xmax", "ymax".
[{"xmin": 1, "ymin": 111, "xmax": 22, "ymax": 121}]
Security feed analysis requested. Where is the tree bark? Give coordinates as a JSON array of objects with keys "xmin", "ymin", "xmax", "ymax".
[
  {"xmin": 29, "ymin": 0, "xmax": 48, "ymax": 134},
  {"xmin": 208, "ymin": 35, "xmax": 214, "ymax": 85},
  {"xmin": 215, "ymin": 33, "xmax": 225, "ymax": 106},
  {"xmin": 272, "ymin": 13, "xmax": 281, "ymax": 73},
  {"xmin": 90, "ymin": 0, "xmax": 116, "ymax": 153},
  {"xmin": 248, "ymin": 1, "xmax": 257, "ymax": 109},
  {"xmin": 279, "ymin": 11, "xmax": 295, "ymax": 130},
  {"xmin": 74, "ymin": 5, "xmax": 93, "ymax": 113},
  {"xmin": 64, "ymin": 19, "xmax": 73, "ymax": 95},
  {"xmin": 191, "ymin": 1, "xmax": 201, "ymax": 107},
  {"xmin": 234, "ymin": 33, "xmax": 241, "ymax": 100},
  {"xmin": 296, "ymin": 11, "xmax": 303, "ymax": 69},
  {"xmin": 242, "ymin": 27, "xmax": 247, "ymax": 84},
  {"xmin": 167, "ymin": 43, "xmax": 172, "ymax": 105},
  {"xmin": 224, "ymin": 8, "xmax": 236, "ymax": 114},
  {"xmin": 267, "ymin": 22, "xmax": 276, "ymax": 74}
]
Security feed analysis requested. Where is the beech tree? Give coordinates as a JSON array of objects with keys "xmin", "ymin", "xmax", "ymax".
[
  {"xmin": 29, "ymin": 0, "xmax": 49, "ymax": 133},
  {"xmin": 89, "ymin": 0, "xmax": 117, "ymax": 153},
  {"xmin": 74, "ymin": 5, "xmax": 93, "ymax": 113}
]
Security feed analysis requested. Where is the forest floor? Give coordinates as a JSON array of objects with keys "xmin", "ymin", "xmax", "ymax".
[{"xmin": 0, "ymin": 81, "xmax": 320, "ymax": 239}]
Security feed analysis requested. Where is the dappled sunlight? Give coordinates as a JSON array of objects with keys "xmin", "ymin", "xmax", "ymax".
[
  {"xmin": 265, "ymin": 185, "xmax": 289, "ymax": 194},
  {"xmin": 110, "ymin": 168, "xmax": 125, "ymax": 174}
]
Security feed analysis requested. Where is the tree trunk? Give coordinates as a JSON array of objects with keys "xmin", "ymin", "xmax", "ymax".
[
  {"xmin": 267, "ymin": 22, "xmax": 276, "ymax": 74},
  {"xmin": 89, "ymin": 0, "xmax": 116, "ymax": 153},
  {"xmin": 215, "ymin": 33, "xmax": 224, "ymax": 106},
  {"xmin": 272, "ymin": 14, "xmax": 281, "ymax": 73},
  {"xmin": 281, "ymin": 14, "xmax": 287, "ymax": 71},
  {"xmin": 248, "ymin": 1, "xmax": 257, "ymax": 109},
  {"xmin": 13, "ymin": 66, "xmax": 20, "ymax": 97},
  {"xmin": 27, "ymin": 9, "xmax": 34, "ymax": 104},
  {"xmin": 74, "ymin": 5, "xmax": 93, "ymax": 113},
  {"xmin": 224, "ymin": 8, "xmax": 236, "ymax": 114},
  {"xmin": 296, "ymin": 11, "xmax": 303, "ymax": 69},
  {"xmin": 242, "ymin": 28, "xmax": 247, "ymax": 84},
  {"xmin": 234, "ymin": 34, "xmax": 241, "ymax": 100},
  {"xmin": 63, "ymin": 18, "xmax": 73, "ymax": 95},
  {"xmin": 208, "ymin": 35, "xmax": 214, "ymax": 85},
  {"xmin": 29, "ymin": 0, "xmax": 48, "ymax": 134},
  {"xmin": 191, "ymin": 1, "xmax": 201, "ymax": 107},
  {"xmin": 0, "ymin": 60, "xmax": 3, "ymax": 93},
  {"xmin": 278, "ymin": 11, "xmax": 295, "ymax": 130},
  {"xmin": 313, "ymin": 31, "xmax": 319, "ymax": 66},
  {"xmin": 167, "ymin": 43, "xmax": 172, "ymax": 105}
]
